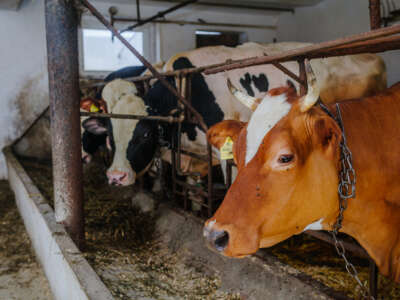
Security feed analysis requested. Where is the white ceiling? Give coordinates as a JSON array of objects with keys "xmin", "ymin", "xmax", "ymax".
[{"xmin": 158, "ymin": 0, "xmax": 323, "ymax": 9}]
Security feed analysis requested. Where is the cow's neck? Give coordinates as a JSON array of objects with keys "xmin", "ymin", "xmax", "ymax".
[
  {"xmin": 340, "ymin": 200, "xmax": 400, "ymax": 281},
  {"xmin": 326, "ymin": 90, "xmax": 400, "ymax": 281}
]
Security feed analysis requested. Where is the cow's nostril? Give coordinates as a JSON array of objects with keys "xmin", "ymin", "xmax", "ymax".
[{"xmin": 214, "ymin": 231, "xmax": 229, "ymax": 251}]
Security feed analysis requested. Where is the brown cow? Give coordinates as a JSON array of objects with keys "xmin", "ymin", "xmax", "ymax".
[{"xmin": 204, "ymin": 61, "xmax": 400, "ymax": 282}]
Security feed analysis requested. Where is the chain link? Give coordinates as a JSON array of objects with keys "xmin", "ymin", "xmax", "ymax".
[{"xmin": 329, "ymin": 103, "xmax": 374, "ymax": 300}]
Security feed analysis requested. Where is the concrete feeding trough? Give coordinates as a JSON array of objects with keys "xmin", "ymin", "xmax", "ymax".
[
  {"xmin": 4, "ymin": 148, "xmax": 113, "ymax": 300},
  {"xmin": 4, "ymin": 147, "xmax": 346, "ymax": 300}
]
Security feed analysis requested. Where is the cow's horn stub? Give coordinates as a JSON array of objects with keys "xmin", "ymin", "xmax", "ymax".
[
  {"xmin": 300, "ymin": 59, "xmax": 320, "ymax": 112},
  {"xmin": 227, "ymin": 78, "xmax": 261, "ymax": 111}
]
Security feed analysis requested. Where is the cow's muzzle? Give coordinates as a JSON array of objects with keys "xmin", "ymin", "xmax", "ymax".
[{"xmin": 203, "ymin": 224, "xmax": 229, "ymax": 252}]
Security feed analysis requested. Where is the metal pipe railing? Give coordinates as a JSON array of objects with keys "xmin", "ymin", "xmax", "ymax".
[{"xmin": 80, "ymin": 0, "xmax": 208, "ymax": 132}]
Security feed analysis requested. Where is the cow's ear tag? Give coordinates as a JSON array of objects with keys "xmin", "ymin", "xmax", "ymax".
[
  {"xmin": 220, "ymin": 137, "xmax": 234, "ymax": 160},
  {"xmin": 90, "ymin": 104, "xmax": 100, "ymax": 112}
]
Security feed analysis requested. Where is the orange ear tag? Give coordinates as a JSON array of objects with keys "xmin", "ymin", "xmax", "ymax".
[
  {"xmin": 90, "ymin": 104, "xmax": 100, "ymax": 112},
  {"xmin": 220, "ymin": 137, "xmax": 234, "ymax": 160}
]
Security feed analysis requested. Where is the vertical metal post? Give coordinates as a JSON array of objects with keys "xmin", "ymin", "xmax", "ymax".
[
  {"xmin": 207, "ymin": 143, "xmax": 213, "ymax": 217},
  {"xmin": 45, "ymin": 0, "xmax": 85, "ymax": 248},
  {"xmin": 171, "ymin": 125, "xmax": 177, "ymax": 201},
  {"xmin": 369, "ymin": 0, "xmax": 381, "ymax": 30},
  {"xmin": 369, "ymin": 258, "xmax": 378, "ymax": 299},
  {"xmin": 298, "ymin": 58, "xmax": 307, "ymax": 96},
  {"xmin": 226, "ymin": 159, "xmax": 233, "ymax": 188},
  {"xmin": 136, "ymin": 0, "xmax": 141, "ymax": 21}
]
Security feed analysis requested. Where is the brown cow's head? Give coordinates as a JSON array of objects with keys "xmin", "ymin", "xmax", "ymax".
[{"xmin": 204, "ymin": 61, "xmax": 342, "ymax": 257}]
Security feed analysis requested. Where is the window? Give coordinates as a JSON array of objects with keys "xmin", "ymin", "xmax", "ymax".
[
  {"xmin": 82, "ymin": 29, "xmax": 143, "ymax": 72},
  {"xmin": 196, "ymin": 30, "xmax": 248, "ymax": 48}
]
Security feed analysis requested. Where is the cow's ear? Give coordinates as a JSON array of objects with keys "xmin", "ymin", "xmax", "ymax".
[
  {"xmin": 82, "ymin": 118, "xmax": 108, "ymax": 135},
  {"xmin": 313, "ymin": 115, "xmax": 342, "ymax": 159},
  {"xmin": 207, "ymin": 120, "xmax": 246, "ymax": 150},
  {"xmin": 233, "ymin": 127, "xmax": 247, "ymax": 170}
]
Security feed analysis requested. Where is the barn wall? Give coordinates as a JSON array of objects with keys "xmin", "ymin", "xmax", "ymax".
[
  {"xmin": 84, "ymin": 0, "xmax": 279, "ymax": 63},
  {"xmin": 276, "ymin": 0, "xmax": 400, "ymax": 85},
  {"xmin": 0, "ymin": 0, "xmax": 49, "ymax": 179}
]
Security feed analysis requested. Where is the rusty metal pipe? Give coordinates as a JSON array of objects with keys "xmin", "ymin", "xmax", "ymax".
[
  {"xmin": 369, "ymin": 259, "xmax": 378, "ymax": 298},
  {"xmin": 82, "ymin": 32, "xmax": 400, "ymax": 91},
  {"xmin": 369, "ymin": 0, "xmax": 381, "ymax": 30},
  {"xmin": 80, "ymin": 0, "xmax": 208, "ymax": 131},
  {"xmin": 120, "ymin": 0, "xmax": 198, "ymax": 33},
  {"xmin": 113, "ymin": 16, "xmax": 277, "ymax": 30},
  {"xmin": 45, "ymin": 0, "xmax": 84, "ymax": 248},
  {"xmin": 80, "ymin": 111, "xmax": 182, "ymax": 123},
  {"xmin": 204, "ymin": 23, "xmax": 400, "ymax": 75},
  {"xmin": 207, "ymin": 143, "xmax": 213, "ymax": 217}
]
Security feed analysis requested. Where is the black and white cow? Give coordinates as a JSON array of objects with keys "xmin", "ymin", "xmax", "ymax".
[
  {"xmin": 81, "ymin": 65, "xmax": 152, "ymax": 164},
  {"xmin": 82, "ymin": 42, "xmax": 386, "ymax": 186}
]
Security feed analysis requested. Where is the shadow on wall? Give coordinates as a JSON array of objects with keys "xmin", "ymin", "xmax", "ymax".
[{"xmin": 0, "ymin": 72, "xmax": 50, "ymax": 178}]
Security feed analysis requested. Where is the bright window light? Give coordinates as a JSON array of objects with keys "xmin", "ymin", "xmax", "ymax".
[
  {"xmin": 195, "ymin": 30, "xmax": 222, "ymax": 36},
  {"xmin": 82, "ymin": 29, "xmax": 143, "ymax": 72}
]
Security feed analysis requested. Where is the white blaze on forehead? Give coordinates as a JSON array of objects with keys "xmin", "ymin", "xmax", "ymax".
[
  {"xmin": 108, "ymin": 94, "xmax": 148, "ymax": 178},
  {"xmin": 102, "ymin": 79, "xmax": 138, "ymax": 111},
  {"xmin": 245, "ymin": 93, "xmax": 291, "ymax": 164},
  {"xmin": 303, "ymin": 218, "xmax": 324, "ymax": 231}
]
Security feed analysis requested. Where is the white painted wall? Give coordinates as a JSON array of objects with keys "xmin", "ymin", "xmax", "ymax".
[
  {"xmin": 276, "ymin": 0, "xmax": 400, "ymax": 85},
  {"xmin": 0, "ymin": 0, "xmax": 49, "ymax": 179}
]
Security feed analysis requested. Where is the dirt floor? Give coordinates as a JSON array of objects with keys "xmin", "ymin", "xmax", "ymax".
[
  {"xmin": 18, "ymin": 156, "xmax": 400, "ymax": 300},
  {"xmin": 0, "ymin": 180, "xmax": 53, "ymax": 300},
  {"xmin": 19, "ymin": 157, "xmax": 240, "ymax": 299}
]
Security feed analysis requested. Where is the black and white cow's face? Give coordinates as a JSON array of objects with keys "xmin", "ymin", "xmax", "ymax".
[
  {"xmin": 127, "ymin": 120, "xmax": 159, "ymax": 176},
  {"xmin": 82, "ymin": 92, "xmax": 149, "ymax": 186}
]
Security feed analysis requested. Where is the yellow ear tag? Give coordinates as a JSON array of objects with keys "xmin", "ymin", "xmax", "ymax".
[
  {"xmin": 220, "ymin": 136, "xmax": 234, "ymax": 160},
  {"xmin": 90, "ymin": 104, "xmax": 100, "ymax": 112}
]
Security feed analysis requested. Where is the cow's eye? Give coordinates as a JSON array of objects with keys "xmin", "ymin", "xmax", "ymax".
[
  {"xmin": 278, "ymin": 154, "xmax": 294, "ymax": 164},
  {"xmin": 143, "ymin": 132, "xmax": 149, "ymax": 138}
]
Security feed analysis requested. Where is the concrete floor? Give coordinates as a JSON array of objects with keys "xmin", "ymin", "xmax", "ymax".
[{"xmin": 0, "ymin": 180, "xmax": 52, "ymax": 300}]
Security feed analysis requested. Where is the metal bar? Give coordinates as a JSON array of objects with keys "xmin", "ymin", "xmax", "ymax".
[
  {"xmin": 226, "ymin": 159, "xmax": 233, "ymax": 188},
  {"xmin": 369, "ymin": 0, "xmax": 381, "ymax": 30},
  {"xmin": 82, "ymin": 32, "xmax": 400, "ymax": 91},
  {"xmin": 80, "ymin": 111, "xmax": 182, "ymax": 123},
  {"xmin": 12, "ymin": 106, "xmax": 49, "ymax": 147},
  {"xmin": 298, "ymin": 59, "xmax": 307, "ymax": 96},
  {"xmin": 171, "ymin": 125, "xmax": 177, "ymax": 201},
  {"xmin": 304, "ymin": 231, "xmax": 370, "ymax": 258},
  {"xmin": 81, "ymin": 0, "xmax": 208, "ymax": 132},
  {"xmin": 113, "ymin": 16, "xmax": 277, "ymax": 30},
  {"xmin": 120, "ymin": 0, "xmax": 198, "ymax": 33},
  {"xmin": 178, "ymin": 149, "xmax": 208, "ymax": 162},
  {"xmin": 271, "ymin": 62, "xmax": 304, "ymax": 85},
  {"xmin": 136, "ymin": 0, "xmax": 141, "ymax": 21},
  {"xmin": 176, "ymin": 76, "xmax": 184, "ymax": 174},
  {"xmin": 204, "ymin": 23, "xmax": 400, "ymax": 75},
  {"xmin": 369, "ymin": 258, "xmax": 378, "ymax": 299},
  {"xmin": 45, "ymin": 0, "xmax": 84, "ymax": 248},
  {"xmin": 307, "ymin": 35, "xmax": 400, "ymax": 58},
  {"xmin": 176, "ymin": 180, "xmax": 208, "ymax": 197},
  {"xmin": 161, "ymin": 0, "xmax": 294, "ymax": 12},
  {"xmin": 207, "ymin": 143, "xmax": 213, "ymax": 217}
]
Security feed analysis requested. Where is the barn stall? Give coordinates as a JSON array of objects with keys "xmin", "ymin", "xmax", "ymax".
[{"xmin": 1, "ymin": 0, "xmax": 400, "ymax": 299}]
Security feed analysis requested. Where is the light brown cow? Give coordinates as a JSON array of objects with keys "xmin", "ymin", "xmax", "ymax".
[{"xmin": 204, "ymin": 62, "xmax": 400, "ymax": 282}]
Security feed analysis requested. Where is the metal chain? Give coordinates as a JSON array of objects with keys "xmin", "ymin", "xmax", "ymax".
[{"xmin": 329, "ymin": 103, "xmax": 374, "ymax": 300}]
